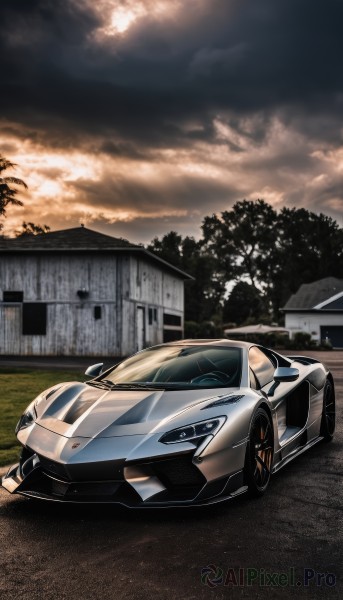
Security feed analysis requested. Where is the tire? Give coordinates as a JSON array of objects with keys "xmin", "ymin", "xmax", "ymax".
[
  {"xmin": 320, "ymin": 379, "xmax": 335, "ymax": 442},
  {"xmin": 245, "ymin": 407, "xmax": 273, "ymax": 497}
]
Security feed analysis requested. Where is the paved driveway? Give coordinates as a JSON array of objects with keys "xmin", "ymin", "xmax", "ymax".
[{"xmin": 0, "ymin": 351, "xmax": 342, "ymax": 599}]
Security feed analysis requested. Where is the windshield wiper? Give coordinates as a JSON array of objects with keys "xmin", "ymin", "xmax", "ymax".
[
  {"xmin": 85, "ymin": 380, "xmax": 113, "ymax": 390},
  {"xmin": 86, "ymin": 380, "xmax": 159, "ymax": 390},
  {"xmin": 107, "ymin": 382, "xmax": 159, "ymax": 390}
]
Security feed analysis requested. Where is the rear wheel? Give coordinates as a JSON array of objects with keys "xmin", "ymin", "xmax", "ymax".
[
  {"xmin": 320, "ymin": 380, "xmax": 335, "ymax": 442},
  {"xmin": 245, "ymin": 408, "xmax": 273, "ymax": 497}
]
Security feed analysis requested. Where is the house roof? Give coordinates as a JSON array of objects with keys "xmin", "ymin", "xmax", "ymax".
[
  {"xmin": 0, "ymin": 226, "xmax": 193, "ymax": 280},
  {"xmin": 283, "ymin": 277, "xmax": 343, "ymax": 310}
]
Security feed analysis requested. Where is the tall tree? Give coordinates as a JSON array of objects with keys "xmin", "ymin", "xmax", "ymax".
[
  {"xmin": 223, "ymin": 282, "xmax": 267, "ymax": 325},
  {"xmin": 270, "ymin": 208, "xmax": 343, "ymax": 312},
  {"xmin": 147, "ymin": 231, "xmax": 182, "ymax": 268},
  {"xmin": 149, "ymin": 200, "xmax": 343, "ymax": 327},
  {"xmin": 0, "ymin": 155, "xmax": 28, "ymax": 218},
  {"xmin": 181, "ymin": 237, "xmax": 224, "ymax": 322},
  {"xmin": 202, "ymin": 199, "xmax": 278, "ymax": 287}
]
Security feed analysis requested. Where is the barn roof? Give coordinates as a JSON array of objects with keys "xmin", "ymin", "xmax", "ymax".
[
  {"xmin": 0, "ymin": 226, "xmax": 138, "ymax": 251},
  {"xmin": 283, "ymin": 277, "xmax": 343, "ymax": 310},
  {"xmin": 0, "ymin": 226, "xmax": 193, "ymax": 280}
]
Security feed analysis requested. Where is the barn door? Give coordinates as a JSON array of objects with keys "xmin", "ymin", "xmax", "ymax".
[
  {"xmin": 136, "ymin": 306, "xmax": 146, "ymax": 351},
  {"xmin": 0, "ymin": 305, "xmax": 22, "ymax": 354}
]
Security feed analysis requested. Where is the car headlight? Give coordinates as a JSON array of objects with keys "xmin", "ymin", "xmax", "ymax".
[
  {"xmin": 159, "ymin": 416, "xmax": 226, "ymax": 444},
  {"xmin": 15, "ymin": 400, "xmax": 37, "ymax": 434},
  {"xmin": 14, "ymin": 385, "xmax": 61, "ymax": 435}
]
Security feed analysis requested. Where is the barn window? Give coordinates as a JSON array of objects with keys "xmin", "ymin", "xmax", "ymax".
[
  {"xmin": 3, "ymin": 291, "xmax": 23, "ymax": 303},
  {"xmin": 163, "ymin": 313, "xmax": 182, "ymax": 326},
  {"xmin": 22, "ymin": 303, "xmax": 47, "ymax": 335},
  {"xmin": 149, "ymin": 307, "xmax": 158, "ymax": 325},
  {"xmin": 163, "ymin": 329, "xmax": 183, "ymax": 342},
  {"xmin": 94, "ymin": 306, "xmax": 102, "ymax": 320}
]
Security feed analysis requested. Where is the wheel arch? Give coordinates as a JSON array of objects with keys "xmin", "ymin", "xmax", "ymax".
[
  {"xmin": 327, "ymin": 371, "xmax": 335, "ymax": 391},
  {"xmin": 258, "ymin": 400, "xmax": 277, "ymax": 450},
  {"xmin": 244, "ymin": 404, "xmax": 274, "ymax": 496},
  {"xmin": 259, "ymin": 400, "xmax": 272, "ymax": 424}
]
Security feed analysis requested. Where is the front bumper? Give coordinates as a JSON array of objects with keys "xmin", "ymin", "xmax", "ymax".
[{"xmin": 2, "ymin": 449, "xmax": 246, "ymax": 507}]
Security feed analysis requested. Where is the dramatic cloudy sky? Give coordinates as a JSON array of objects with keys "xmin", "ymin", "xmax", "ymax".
[{"xmin": 1, "ymin": 0, "xmax": 343, "ymax": 242}]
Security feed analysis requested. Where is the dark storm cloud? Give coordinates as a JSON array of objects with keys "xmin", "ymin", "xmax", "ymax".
[
  {"xmin": 1, "ymin": 0, "xmax": 343, "ymax": 150},
  {"xmin": 1, "ymin": 0, "xmax": 343, "ymax": 241},
  {"xmin": 71, "ymin": 171, "xmax": 239, "ymax": 214},
  {"xmin": 88, "ymin": 215, "xmax": 206, "ymax": 244}
]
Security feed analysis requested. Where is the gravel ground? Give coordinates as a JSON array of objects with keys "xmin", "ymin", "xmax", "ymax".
[{"xmin": 0, "ymin": 351, "xmax": 342, "ymax": 599}]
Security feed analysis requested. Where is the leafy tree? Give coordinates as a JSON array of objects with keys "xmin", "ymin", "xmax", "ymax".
[
  {"xmin": 16, "ymin": 222, "xmax": 50, "ymax": 237},
  {"xmin": 270, "ymin": 208, "xmax": 343, "ymax": 314},
  {"xmin": 0, "ymin": 155, "xmax": 28, "ymax": 218},
  {"xmin": 223, "ymin": 281, "xmax": 267, "ymax": 325},
  {"xmin": 202, "ymin": 199, "xmax": 343, "ymax": 320},
  {"xmin": 147, "ymin": 231, "xmax": 183, "ymax": 268},
  {"xmin": 149, "ymin": 200, "xmax": 343, "ymax": 328},
  {"xmin": 202, "ymin": 199, "xmax": 278, "ymax": 287}
]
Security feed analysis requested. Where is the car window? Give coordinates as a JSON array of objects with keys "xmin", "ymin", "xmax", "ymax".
[
  {"xmin": 249, "ymin": 346, "xmax": 275, "ymax": 388},
  {"xmin": 100, "ymin": 345, "xmax": 242, "ymax": 389}
]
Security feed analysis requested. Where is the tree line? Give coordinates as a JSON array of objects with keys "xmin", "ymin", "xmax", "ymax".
[{"xmin": 147, "ymin": 199, "xmax": 343, "ymax": 330}]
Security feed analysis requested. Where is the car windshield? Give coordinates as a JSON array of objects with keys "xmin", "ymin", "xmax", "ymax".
[{"xmin": 99, "ymin": 345, "xmax": 242, "ymax": 389}]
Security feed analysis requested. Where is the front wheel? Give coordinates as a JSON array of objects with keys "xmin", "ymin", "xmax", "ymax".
[
  {"xmin": 320, "ymin": 380, "xmax": 335, "ymax": 442},
  {"xmin": 245, "ymin": 407, "xmax": 273, "ymax": 497}
]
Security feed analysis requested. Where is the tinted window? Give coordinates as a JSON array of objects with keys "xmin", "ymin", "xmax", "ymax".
[
  {"xmin": 101, "ymin": 345, "xmax": 242, "ymax": 389},
  {"xmin": 249, "ymin": 346, "xmax": 275, "ymax": 388}
]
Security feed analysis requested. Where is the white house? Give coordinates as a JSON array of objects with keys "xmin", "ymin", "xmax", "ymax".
[
  {"xmin": 282, "ymin": 277, "xmax": 343, "ymax": 348},
  {"xmin": 0, "ymin": 227, "xmax": 192, "ymax": 356}
]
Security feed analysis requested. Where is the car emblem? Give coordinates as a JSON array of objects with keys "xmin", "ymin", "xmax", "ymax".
[{"xmin": 72, "ymin": 442, "xmax": 80, "ymax": 449}]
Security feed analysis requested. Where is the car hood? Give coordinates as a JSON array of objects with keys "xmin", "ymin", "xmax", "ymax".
[{"xmin": 35, "ymin": 382, "xmax": 238, "ymax": 439}]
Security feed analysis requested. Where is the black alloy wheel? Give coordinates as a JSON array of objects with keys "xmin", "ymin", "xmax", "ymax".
[
  {"xmin": 320, "ymin": 380, "xmax": 335, "ymax": 442},
  {"xmin": 245, "ymin": 407, "xmax": 273, "ymax": 497}
]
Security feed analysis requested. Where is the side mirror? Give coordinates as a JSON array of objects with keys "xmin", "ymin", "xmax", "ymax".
[
  {"xmin": 268, "ymin": 367, "xmax": 299, "ymax": 397},
  {"xmin": 274, "ymin": 367, "xmax": 299, "ymax": 382},
  {"xmin": 85, "ymin": 363, "xmax": 104, "ymax": 378}
]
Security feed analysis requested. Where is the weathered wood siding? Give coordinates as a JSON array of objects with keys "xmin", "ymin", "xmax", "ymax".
[
  {"xmin": 0, "ymin": 254, "xmax": 120, "ymax": 356},
  {"xmin": 0, "ymin": 251, "xmax": 185, "ymax": 356},
  {"xmin": 120, "ymin": 256, "xmax": 184, "ymax": 355},
  {"xmin": 0, "ymin": 254, "xmax": 119, "ymax": 302}
]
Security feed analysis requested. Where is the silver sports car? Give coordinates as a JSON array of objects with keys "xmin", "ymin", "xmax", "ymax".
[{"xmin": 2, "ymin": 339, "xmax": 335, "ymax": 506}]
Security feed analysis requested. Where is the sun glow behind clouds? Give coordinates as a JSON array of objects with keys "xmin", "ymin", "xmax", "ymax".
[
  {"xmin": 94, "ymin": 0, "xmax": 183, "ymax": 37},
  {"xmin": 110, "ymin": 5, "xmax": 145, "ymax": 33},
  {"xmin": 2, "ymin": 114, "xmax": 343, "ymax": 243}
]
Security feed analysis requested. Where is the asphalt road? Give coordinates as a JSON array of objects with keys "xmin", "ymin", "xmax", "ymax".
[{"xmin": 0, "ymin": 351, "xmax": 342, "ymax": 599}]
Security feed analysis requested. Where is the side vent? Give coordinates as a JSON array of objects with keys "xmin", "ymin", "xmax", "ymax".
[{"xmin": 202, "ymin": 395, "xmax": 244, "ymax": 409}]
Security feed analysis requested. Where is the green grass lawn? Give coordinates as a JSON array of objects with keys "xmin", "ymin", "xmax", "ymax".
[{"xmin": 0, "ymin": 369, "xmax": 83, "ymax": 467}]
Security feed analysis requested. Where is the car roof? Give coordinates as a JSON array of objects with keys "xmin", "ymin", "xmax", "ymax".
[{"xmin": 166, "ymin": 338, "xmax": 252, "ymax": 349}]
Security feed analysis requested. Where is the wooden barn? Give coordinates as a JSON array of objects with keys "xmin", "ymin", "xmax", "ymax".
[{"xmin": 0, "ymin": 227, "xmax": 192, "ymax": 356}]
